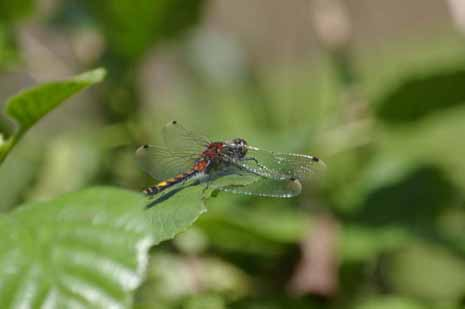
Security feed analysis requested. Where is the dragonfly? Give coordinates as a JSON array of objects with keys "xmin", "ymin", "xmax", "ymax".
[{"xmin": 136, "ymin": 121, "xmax": 325, "ymax": 205}]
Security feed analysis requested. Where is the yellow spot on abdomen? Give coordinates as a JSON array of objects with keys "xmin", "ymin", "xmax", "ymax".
[{"xmin": 157, "ymin": 181, "xmax": 168, "ymax": 187}]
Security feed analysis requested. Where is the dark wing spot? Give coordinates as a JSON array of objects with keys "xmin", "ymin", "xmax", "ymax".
[
  {"xmin": 142, "ymin": 144, "xmax": 149, "ymax": 149},
  {"xmin": 312, "ymin": 156, "xmax": 320, "ymax": 162},
  {"xmin": 172, "ymin": 120, "xmax": 177, "ymax": 125}
]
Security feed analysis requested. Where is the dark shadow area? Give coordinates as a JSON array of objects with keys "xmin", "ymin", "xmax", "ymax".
[
  {"xmin": 376, "ymin": 67, "xmax": 465, "ymax": 124},
  {"xmin": 357, "ymin": 165, "xmax": 457, "ymax": 228}
]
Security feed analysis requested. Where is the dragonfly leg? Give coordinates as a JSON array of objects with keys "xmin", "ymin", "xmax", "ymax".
[
  {"xmin": 243, "ymin": 157, "xmax": 259, "ymax": 163},
  {"xmin": 202, "ymin": 181, "xmax": 210, "ymax": 196},
  {"xmin": 243, "ymin": 156, "xmax": 270, "ymax": 171}
]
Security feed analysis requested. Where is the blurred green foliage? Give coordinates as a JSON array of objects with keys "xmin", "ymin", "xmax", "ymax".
[
  {"xmin": 1, "ymin": 1, "xmax": 465, "ymax": 308},
  {"xmin": 83, "ymin": 0, "xmax": 205, "ymax": 62},
  {"xmin": 0, "ymin": 0, "xmax": 34, "ymax": 23},
  {"xmin": 375, "ymin": 67, "xmax": 465, "ymax": 124},
  {"xmin": 0, "ymin": 0, "xmax": 34, "ymax": 68}
]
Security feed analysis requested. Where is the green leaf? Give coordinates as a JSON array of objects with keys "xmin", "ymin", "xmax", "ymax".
[
  {"xmin": 183, "ymin": 294, "xmax": 227, "ymax": 309},
  {"xmin": 378, "ymin": 106, "xmax": 465, "ymax": 191},
  {"xmin": 0, "ymin": 68, "xmax": 106, "ymax": 164},
  {"xmin": 0, "ymin": 140, "xmax": 42, "ymax": 212},
  {"xmin": 0, "ymin": 186, "xmax": 206, "ymax": 308},
  {"xmin": 0, "ymin": 24, "xmax": 20, "ymax": 68},
  {"xmin": 358, "ymin": 166, "xmax": 456, "ymax": 229},
  {"xmin": 340, "ymin": 225, "xmax": 415, "ymax": 263},
  {"xmin": 83, "ymin": 0, "xmax": 205, "ymax": 61},
  {"xmin": 375, "ymin": 66, "xmax": 465, "ymax": 125},
  {"xmin": 136, "ymin": 252, "xmax": 250, "ymax": 305},
  {"xmin": 387, "ymin": 243, "xmax": 465, "ymax": 303},
  {"xmin": 197, "ymin": 196, "xmax": 309, "ymax": 256},
  {"xmin": 230, "ymin": 296, "xmax": 322, "ymax": 309},
  {"xmin": 353, "ymin": 296, "xmax": 426, "ymax": 309},
  {"xmin": 0, "ymin": 0, "xmax": 34, "ymax": 23}
]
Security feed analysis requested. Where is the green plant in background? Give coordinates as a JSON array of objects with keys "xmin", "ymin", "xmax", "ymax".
[
  {"xmin": 77, "ymin": 0, "xmax": 205, "ymax": 123},
  {"xmin": 0, "ymin": 0, "xmax": 34, "ymax": 68},
  {"xmin": 1, "ymin": 0, "xmax": 465, "ymax": 308}
]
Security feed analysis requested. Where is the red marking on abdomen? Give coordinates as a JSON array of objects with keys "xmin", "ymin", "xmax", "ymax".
[{"xmin": 194, "ymin": 159, "xmax": 209, "ymax": 172}]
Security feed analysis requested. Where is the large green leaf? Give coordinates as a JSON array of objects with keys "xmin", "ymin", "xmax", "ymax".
[
  {"xmin": 0, "ymin": 68, "xmax": 106, "ymax": 164},
  {"xmin": 0, "ymin": 186, "xmax": 206, "ymax": 308}
]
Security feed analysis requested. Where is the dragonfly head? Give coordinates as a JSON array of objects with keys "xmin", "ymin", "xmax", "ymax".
[{"xmin": 224, "ymin": 138, "xmax": 248, "ymax": 159}]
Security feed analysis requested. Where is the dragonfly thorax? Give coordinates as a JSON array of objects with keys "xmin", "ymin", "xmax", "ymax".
[{"xmin": 222, "ymin": 138, "xmax": 248, "ymax": 160}]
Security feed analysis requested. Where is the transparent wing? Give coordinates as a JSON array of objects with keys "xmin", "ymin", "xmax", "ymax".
[
  {"xmin": 162, "ymin": 120, "xmax": 210, "ymax": 154},
  {"xmin": 136, "ymin": 144, "xmax": 200, "ymax": 181},
  {"xmin": 217, "ymin": 177, "xmax": 303, "ymax": 198},
  {"xmin": 136, "ymin": 121, "xmax": 209, "ymax": 180},
  {"xmin": 205, "ymin": 164, "xmax": 302, "ymax": 198},
  {"xmin": 232, "ymin": 146, "xmax": 326, "ymax": 181}
]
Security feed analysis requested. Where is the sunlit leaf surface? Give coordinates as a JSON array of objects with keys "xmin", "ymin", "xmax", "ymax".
[{"xmin": 0, "ymin": 186, "xmax": 206, "ymax": 308}]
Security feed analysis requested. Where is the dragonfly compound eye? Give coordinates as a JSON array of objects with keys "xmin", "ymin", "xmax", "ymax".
[{"xmin": 233, "ymin": 138, "xmax": 247, "ymax": 146}]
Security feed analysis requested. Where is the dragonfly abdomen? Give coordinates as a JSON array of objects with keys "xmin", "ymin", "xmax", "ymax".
[{"xmin": 143, "ymin": 169, "xmax": 198, "ymax": 196}]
